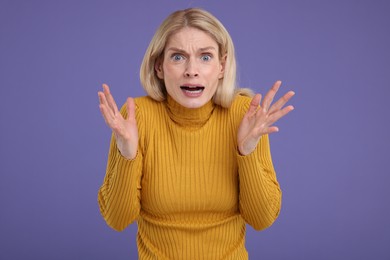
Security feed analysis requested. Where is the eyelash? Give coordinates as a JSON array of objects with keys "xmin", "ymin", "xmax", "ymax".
[
  {"xmin": 201, "ymin": 54, "xmax": 212, "ymax": 61},
  {"xmin": 171, "ymin": 54, "xmax": 184, "ymax": 61},
  {"xmin": 170, "ymin": 53, "xmax": 213, "ymax": 62}
]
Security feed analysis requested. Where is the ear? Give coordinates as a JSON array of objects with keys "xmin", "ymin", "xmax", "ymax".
[
  {"xmin": 155, "ymin": 59, "xmax": 164, "ymax": 79},
  {"xmin": 218, "ymin": 54, "xmax": 226, "ymax": 79}
]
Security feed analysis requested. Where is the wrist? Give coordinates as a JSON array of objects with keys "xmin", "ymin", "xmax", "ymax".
[{"xmin": 116, "ymin": 138, "xmax": 137, "ymax": 160}]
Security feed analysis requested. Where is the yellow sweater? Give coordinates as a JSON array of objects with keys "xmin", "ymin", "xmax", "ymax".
[{"xmin": 98, "ymin": 94, "xmax": 281, "ymax": 259}]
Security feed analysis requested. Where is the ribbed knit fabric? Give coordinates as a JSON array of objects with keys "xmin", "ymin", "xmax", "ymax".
[{"xmin": 98, "ymin": 94, "xmax": 282, "ymax": 259}]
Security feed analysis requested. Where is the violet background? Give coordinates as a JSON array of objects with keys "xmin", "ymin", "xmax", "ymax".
[{"xmin": 1, "ymin": 0, "xmax": 389, "ymax": 259}]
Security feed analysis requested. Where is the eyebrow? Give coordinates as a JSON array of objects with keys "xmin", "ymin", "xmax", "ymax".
[{"xmin": 166, "ymin": 46, "xmax": 217, "ymax": 54}]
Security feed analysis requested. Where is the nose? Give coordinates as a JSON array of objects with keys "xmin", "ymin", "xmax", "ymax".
[{"xmin": 184, "ymin": 59, "xmax": 199, "ymax": 78}]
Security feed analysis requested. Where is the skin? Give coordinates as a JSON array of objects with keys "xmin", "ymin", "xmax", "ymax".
[
  {"xmin": 237, "ymin": 80, "xmax": 295, "ymax": 155},
  {"xmin": 98, "ymin": 27, "xmax": 295, "ymax": 159},
  {"xmin": 155, "ymin": 27, "xmax": 225, "ymax": 109}
]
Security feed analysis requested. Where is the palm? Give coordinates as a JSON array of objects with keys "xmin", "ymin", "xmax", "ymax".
[
  {"xmin": 98, "ymin": 84, "xmax": 139, "ymax": 160},
  {"xmin": 237, "ymin": 81, "xmax": 294, "ymax": 156}
]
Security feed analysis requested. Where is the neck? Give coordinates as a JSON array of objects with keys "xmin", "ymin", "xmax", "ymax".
[{"xmin": 165, "ymin": 95, "xmax": 215, "ymax": 129}]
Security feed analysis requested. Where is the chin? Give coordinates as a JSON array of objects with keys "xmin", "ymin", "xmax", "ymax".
[{"xmin": 180, "ymin": 99, "xmax": 207, "ymax": 109}]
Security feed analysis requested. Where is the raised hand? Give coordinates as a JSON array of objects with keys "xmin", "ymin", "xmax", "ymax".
[
  {"xmin": 237, "ymin": 81, "xmax": 295, "ymax": 156},
  {"xmin": 98, "ymin": 84, "xmax": 139, "ymax": 160}
]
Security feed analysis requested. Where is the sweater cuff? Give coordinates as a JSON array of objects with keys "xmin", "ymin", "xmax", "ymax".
[
  {"xmin": 115, "ymin": 149, "xmax": 143, "ymax": 182},
  {"xmin": 116, "ymin": 148, "xmax": 140, "ymax": 162},
  {"xmin": 236, "ymin": 135, "xmax": 275, "ymax": 171}
]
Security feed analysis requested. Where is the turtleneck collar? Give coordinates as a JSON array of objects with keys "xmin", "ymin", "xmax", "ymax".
[{"xmin": 165, "ymin": 95, "xmax": 215, "ymax": 129}]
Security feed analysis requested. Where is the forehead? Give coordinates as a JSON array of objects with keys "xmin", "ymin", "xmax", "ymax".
[{"xmin": 165, "ymin": 27, "xmax": 218, "ymax": 50}]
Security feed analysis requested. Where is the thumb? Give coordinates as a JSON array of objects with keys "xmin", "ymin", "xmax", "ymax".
[
  {"xmin": 126, "ymin": 97, "xmax": 136, "ymax": 121},
  {"xmin": 246, "ymin": 94, "xmax": 262, "ymax": 116}
]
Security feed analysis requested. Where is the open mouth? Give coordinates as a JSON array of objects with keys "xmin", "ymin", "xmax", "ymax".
[{"xmin": 180, "ymin": 86, "xmax": 205, "ymax": 94}]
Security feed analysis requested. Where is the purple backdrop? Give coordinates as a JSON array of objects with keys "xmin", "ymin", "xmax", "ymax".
[{"xmin": 1, "ymin": 0, "xmax": 389, "ymax": 259}]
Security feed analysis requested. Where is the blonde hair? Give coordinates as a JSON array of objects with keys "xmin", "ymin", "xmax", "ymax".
[{"xmin": 139, "ymin": 8, "xmax": 252, "ymax": 108}]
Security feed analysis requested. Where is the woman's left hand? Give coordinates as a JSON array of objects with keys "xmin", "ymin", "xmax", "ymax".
[{"xmin": 237, "ymin": 81, "xmax": 295, "ymax": 156}]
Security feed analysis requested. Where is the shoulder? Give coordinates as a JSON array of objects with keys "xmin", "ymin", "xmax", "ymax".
[
  {"xmin": 134, "ymin": 96, "xmax": 168, "ymax": 124},
  {"xmin": 118, "ymin": 96, "xmax": 164, "ymax": 120},
  {"xmin": 134, "ymin": 96, "xmax": 162, "ymax": 109},
  {"xmin": 215, "ymin": 94, "xmax": 252, "ymax": 127},
  {"xmin": 119, "ymin": 96, "xmax": 163, "ymax": 112},
  {"xmin": 229, "ymin": 94, "xmax": 252, "ymax": 115}
]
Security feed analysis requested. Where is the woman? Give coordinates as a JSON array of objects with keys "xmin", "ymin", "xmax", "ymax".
[{"xmin": 98, "ymin": 8, "xmax": 294, "ymax": 259}]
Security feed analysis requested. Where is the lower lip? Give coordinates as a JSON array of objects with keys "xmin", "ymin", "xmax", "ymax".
[{"xmin": 182, "ymin": 88, "xmax": 204, "ymax": 98}]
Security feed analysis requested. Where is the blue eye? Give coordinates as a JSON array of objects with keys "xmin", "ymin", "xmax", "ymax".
[
  {"xmin": 172, "ymin": 54, "xmax": 184, "ymax": 61},
  {"xmin": 201, "ymin": 55, "xmax": 212, "ymax": 61}
]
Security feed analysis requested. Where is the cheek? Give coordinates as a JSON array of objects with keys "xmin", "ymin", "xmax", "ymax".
[
  {"xmin": 163, "ymin": 63, "xmax": 182, "ymax": 77},
  {"xmin": 207, "ymin": 66, "xmax": 223, "ymax": 81}
]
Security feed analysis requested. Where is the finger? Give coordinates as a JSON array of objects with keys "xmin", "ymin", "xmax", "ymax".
[
  {"xmin": 102, "ymin": 83, "xmax": 119, "ymax": 115},
  {"xmin": 246, "ymin": 94, "xmax": 262, "ymax": 117},
  {"xmin": 99, "ymin": 102, "xmax": 114, "ymax": 126},
  {"xmin": 268, "ymin": 90, "xmax": 295, "ymax": 114},
  {"xmin": 266, "ymin": 126, "xmax": 279, "ymax": 134},
  {"xmin": 252, "ymin": 125, "xmax": 279, "ymax": 140},
  {"xmin": 98, "ymin": 90, "xmax": 115, "ymax": 119},
  {"xmin": 98, "ymin": 90, "xmax": 108, "ymax": 106},
  {"xmin": 262, "ymin": 80, "xmax": 281, "ymax": 111},
  {"xmin": 266, "ymin": 105, "xmax": 295, "ymax": 126}
]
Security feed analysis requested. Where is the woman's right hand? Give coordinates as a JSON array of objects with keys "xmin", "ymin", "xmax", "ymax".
[{"xmin": 98, "ymin": 84, "xmax": 139, "ymax": 160}]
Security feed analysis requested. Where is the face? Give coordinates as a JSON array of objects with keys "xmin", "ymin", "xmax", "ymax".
[{"xmin": 155, "ymin": 27, "xmax": 225, "ymax": 109}]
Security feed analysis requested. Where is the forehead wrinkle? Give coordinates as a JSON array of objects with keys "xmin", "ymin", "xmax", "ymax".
[
  {"xmin": 165, "ymin": 46, "xmax": 217, "ymax": 54},
  {"xmin": 164, "ymin": 27, "xmax": 219, "ymax": 56}
]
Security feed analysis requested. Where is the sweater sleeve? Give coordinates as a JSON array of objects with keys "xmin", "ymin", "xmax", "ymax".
[
  {"xmin": 231, "ymin": 95, "xmax": 282, "ymax": 231},
  {"xmin": 97, "ymin": 103, "xmax": 143, "ymax": 231},
  {"xmin": 237, "ymin": 134, "xmax": 281, "ymax": 231}
]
